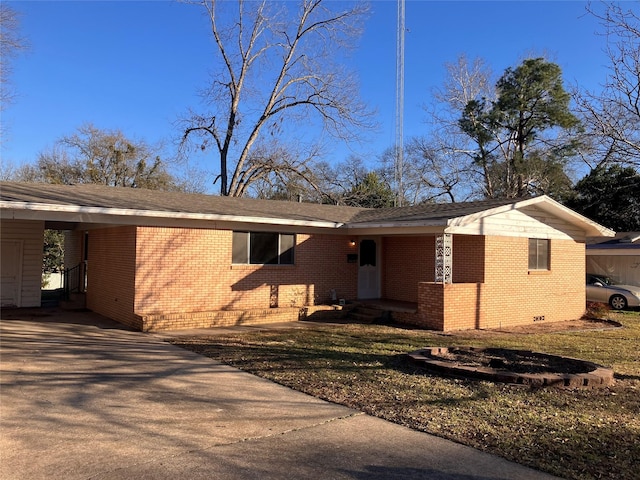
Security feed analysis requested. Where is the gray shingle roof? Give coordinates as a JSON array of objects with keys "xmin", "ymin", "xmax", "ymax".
[
  {"xmin": 1, "ymin": 181, "xmax": 615, "ymax": 237},
  {"xmin": 0, "ymin": 182, "xmax": 367, "ymax": 224},
  {"xmin": 0, "ymin": 181, "xmax": 535, "ymax": 227},
  {"xmin": 0, "ymin": 181, "xmax": 521, "ymax": 225},
  {"xmin": 348, "ymin": 198, "xmax": 520, "ymax": 224}
]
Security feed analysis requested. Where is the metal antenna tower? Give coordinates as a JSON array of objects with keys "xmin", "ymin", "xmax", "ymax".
[{"xmin": 394, "ymin": 0, "xmax": 405, "ymax": 207}]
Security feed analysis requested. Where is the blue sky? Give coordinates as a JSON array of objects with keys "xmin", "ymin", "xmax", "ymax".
[{"xmin": 2, "ymin": 1, "xmax": 610, "ymax": 192}]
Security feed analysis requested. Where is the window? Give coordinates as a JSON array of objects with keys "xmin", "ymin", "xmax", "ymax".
[
  {"xmin": 528, "ymin": 238, "xmax": 549, "ymax": 270},
  {"xmin": 359, "ymin": 239, "xmax": 376, "ymax": 267},
  {"xmin": 232, "ymin": 232, "xmax": 295, "ymax": 265}
]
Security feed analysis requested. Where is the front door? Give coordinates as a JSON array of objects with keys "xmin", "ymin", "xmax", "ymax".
[{"xmin": 358, "ymin": 238, "xmax": 380, "ymax": 299}]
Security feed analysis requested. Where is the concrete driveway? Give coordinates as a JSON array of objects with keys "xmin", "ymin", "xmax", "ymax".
[{"xmin": 0, "ymin": 308, "xmax": 559, "ymax": 480}]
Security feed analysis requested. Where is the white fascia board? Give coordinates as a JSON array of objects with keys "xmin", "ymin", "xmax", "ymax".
[
  {"xmin": 345, "ymin": 220, "xmax": 447, "ymax": 230},
  {"xmin": 446, "ymin": 196, "xmax": 615, "ymax": 237},
  {"xmin": 344, "ymin": 224, "xmax": 446, "ymax": 236},
  {"xmin": 0, "ymin": 201, "xmax": 344, "ymax": 230}
]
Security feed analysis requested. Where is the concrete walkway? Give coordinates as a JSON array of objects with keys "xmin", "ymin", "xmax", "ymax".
[{"xmin": 0, "ymin": 308, "xmax": 560, "ymax": 480}]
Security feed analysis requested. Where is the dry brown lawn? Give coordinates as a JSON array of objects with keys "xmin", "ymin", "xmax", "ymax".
[{"xmin": 170, "ymin": 309, "xmax": 640, "ymax": 480}]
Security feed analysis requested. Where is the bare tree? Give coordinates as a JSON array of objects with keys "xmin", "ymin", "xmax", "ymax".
[
  {"xmin": 180, "ymin": 0, "xmax": 373, "ymax": 197},
  {"xmin": 16, "ymin": 124, "xmax": 180, "ymax": 190},
  {"xmin": 0, "ymin": 3, "xmax": 29, "ymax": 141},
  {"xmin": 0, "ymin": 4, "xmax": 27, "ymax": 106},
  {"xmin": 572, "ymin": 1, "xmax": 640, "ymax": 169},
  {"xmin": 61, "ymin": 124, "xmax": 175, "ymax": 189},
  {"xmin": 405, "ymin": 55, "xmax": 493, "ymax": 201},
  {"xmin": 232, "ymin": 139, "xmax": 325, "ymax": 198},
  {"xmin": 402, "ymin": 138, "xmax": 469, "ymax": 203}
]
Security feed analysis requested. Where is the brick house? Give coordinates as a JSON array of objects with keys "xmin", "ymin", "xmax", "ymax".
[{"xmin": 1, "ymin": 181, "xmax": 613, "ymax": 331}]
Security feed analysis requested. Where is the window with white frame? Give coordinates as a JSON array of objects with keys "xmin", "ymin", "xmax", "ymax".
[
  {"xmin": 232, "ymin": 231, "xmax": 295, "ymax": 265},
  {"xmin": 528, "ymin": 238, "xmax": 550, "ymax": 270}
]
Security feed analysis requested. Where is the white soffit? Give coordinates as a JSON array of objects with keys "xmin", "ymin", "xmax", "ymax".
[{"xmin": 587, "ymin": 249, "xmax": 639, "ymax": 256}]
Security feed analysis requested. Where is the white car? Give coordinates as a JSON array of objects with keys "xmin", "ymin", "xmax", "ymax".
[{"xmin": 586, "ymin": 274, "xmax": 640, "ymax": 310}]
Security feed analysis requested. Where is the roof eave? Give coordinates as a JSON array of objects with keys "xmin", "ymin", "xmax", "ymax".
[{"xmin": 0, "ymin": 201, "xmax": 345, "ymax": 230}]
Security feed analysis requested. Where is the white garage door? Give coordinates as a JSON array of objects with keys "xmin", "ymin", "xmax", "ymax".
[{"xmin": 1, "ymin": 240, "xmax": 23, "ymax": 307}]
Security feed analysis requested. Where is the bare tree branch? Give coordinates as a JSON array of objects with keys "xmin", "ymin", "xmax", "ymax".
[
  {"xmin": 572, "ymin": 1, "xmax": 640, "ymax": 168},
  {"xmin": 179, "ymin": 0, "xmax": 373, "ymax": 196}
]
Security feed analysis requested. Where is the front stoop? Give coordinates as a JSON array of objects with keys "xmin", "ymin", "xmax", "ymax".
[
  {"xmin": 59, "ymin": 292, "xmax": 87, "ymax": 311},
  {"xmin": 300, "ymin": 304, "xmax": 352, "ymax": 322},
  {"xmin": 347, "ymin": 301, "xmax": 419, "ymax": 325},
  {"xmin": 139, "ymin": 307, "xmax": 302, "ymax": 331},
  {"xmin": 139, "ymin": 304, "xmax": 352, "ymax": 331},
  {"xmin": 349, "ymin": 305, "xmax": 387, "ymax": 324}
]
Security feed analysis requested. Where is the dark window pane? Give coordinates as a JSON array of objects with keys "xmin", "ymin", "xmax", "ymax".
[
  {"xmin": 279, "ymin": 234, "xmax": 295, "ymax": 265},
  {"xmin": 528, "ymin": 238, "xmax": 537, "ymax": 269},
  {"xmin": 528, "ymin": 238, "xmax": 549, "ymax": 270},
  {"xmin": 360, "ymin": 239, "xmax": 376, "ymax": 267},
  {"xmin": 232, "ymin": 231, "xmax": 248, "ymax": 264},
  {"xmin": 537, "ymin": 239, "xmax": 549, "ymax": 270},
  {"xmin": 250, "ymin": 232, "xmax": 278, "ymax": 264}
]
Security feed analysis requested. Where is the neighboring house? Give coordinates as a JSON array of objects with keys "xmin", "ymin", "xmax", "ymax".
[
  {"xmin": 0, "ymin": 182, "xmax": 613, "ymax": 331},
  {"xmin": 587, "ymin": 232, "xmax": 640, "ymax": 286}
]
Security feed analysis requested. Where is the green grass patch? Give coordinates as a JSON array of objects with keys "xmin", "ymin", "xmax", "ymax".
[{"xmin": 170, "ymin": 311, "xmax": 640, "ymax": 480}]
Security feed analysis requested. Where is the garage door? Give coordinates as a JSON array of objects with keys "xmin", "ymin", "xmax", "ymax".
[{"xmin": 1, "ymin": 240, "xmax": 23, "ymax": 307}]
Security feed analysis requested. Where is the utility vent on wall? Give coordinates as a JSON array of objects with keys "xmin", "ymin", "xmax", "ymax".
[{"xmin": 533, "ymin": 316, "xmax": 545, "ymax": 322}]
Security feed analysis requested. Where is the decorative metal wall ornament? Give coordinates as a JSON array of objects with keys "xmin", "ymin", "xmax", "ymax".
[{"xmin": 435, "ymin": 234, "xmax": 452, "ymax": 283}]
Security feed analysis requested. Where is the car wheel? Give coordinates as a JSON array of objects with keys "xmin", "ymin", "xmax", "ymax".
[{"xmin": 609, "ymin": 294, "xmax": 628, "ymax": 310}]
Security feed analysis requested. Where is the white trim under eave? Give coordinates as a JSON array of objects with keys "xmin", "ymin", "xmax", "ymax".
[
  {"xmin": 344, "ymin": 225, "xmax": 446, "ymax": 236},
  {"xmin": 0, "ymin": 201, "xmax": 345, "ymax": 230},
  {"xmin": 587, "ymin": 248, "xmax": 639, "ymax": 256}
]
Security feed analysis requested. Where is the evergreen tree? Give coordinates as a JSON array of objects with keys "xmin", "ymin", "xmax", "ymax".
[
  {"xmin": 343, "ymin": 172, "xmax": 395, "ymax": 208},
  {"xmin": 566, "ymin": 165, "xmax": 640, "ymax": 231},
  {"xmin": 459, "ymin": 58, "xmax": 580, "ymax": 198}
]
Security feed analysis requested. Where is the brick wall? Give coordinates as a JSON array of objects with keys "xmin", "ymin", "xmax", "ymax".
[
  {"xmin": 452, "ymin": 235, "xmax": 485, "ymax": 283},
  {"xmin": 480, "ymin": 236, "xmax": 585, "ymax": 329},
  {"xmin": 411, "ymin": 236, "xmax": 586, "ymax": 331},
  {"xmin": 133, "ymin": 227, "xmax": 358, "ymax": 321},
  {"xmin": 139, "ymin": 307, "xmax": 304, "ymax": 331},
  {"xmin": 382, "ymin": 235, "xmax": 484, "ymax": 303},
  {"xmin": 383, "ymin": 236, "xmax": 435, "ymax": 302},
  {"xmin": 86, "ymin": 226, "xmax": 140, "ymax": 329},
  {"xmin": 410, "ymin": 282, "xmax": 483, "ymax": 330},
  {"xmin": 84, "ymin": 226, "xmax": 586, "ymax": 332}
]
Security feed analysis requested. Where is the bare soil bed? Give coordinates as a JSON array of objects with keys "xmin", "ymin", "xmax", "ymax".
[
  {"xmin": 445, "ymin": 317, "xmax": 621, "ymax": 337},
  {"xmin": 431, "ymin": 346, "xmax": 594, "ymax": 374}
]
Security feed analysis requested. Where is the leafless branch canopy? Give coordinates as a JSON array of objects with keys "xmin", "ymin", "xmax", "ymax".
[
  {"xmin": 180, "ymin": 0, "xmax": 373, "ymax": 196},
  {"xmin": 573, "ymin": 2, "xmax": 640, "ymax": 169},
  {"xmin": 0, "ymin": 3, "xmax": 28, "ymax": 108}
]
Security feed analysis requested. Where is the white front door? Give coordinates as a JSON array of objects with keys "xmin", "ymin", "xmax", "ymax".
[
  {"xmin": 1, "ymin": 240, "xmax": 23, "ymax": 307},
  {"xmin": 358, "ymin": 238, "xmax": 380, "ymax": 299}
]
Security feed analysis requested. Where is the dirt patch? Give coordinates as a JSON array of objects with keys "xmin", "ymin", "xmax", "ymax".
[
  {"xmin": 432, "ymin": 347, "xmax": 593, "ymax": 374},
  {"xmin": 445, "ymin": 317, "xmax": 621, "ymax": 337},
  {"xmin": 408, "ymin": 346, "xmax": 615, "ymax": 388}
]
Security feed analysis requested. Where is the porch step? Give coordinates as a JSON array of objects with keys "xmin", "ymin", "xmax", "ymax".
[
  {"xmin": 348, "ymin": 305, "xmax": 391, "ymax": 324},
  {"xmin": 59, "ymin": 292, "xmax": 87, "ymax": 311}
]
